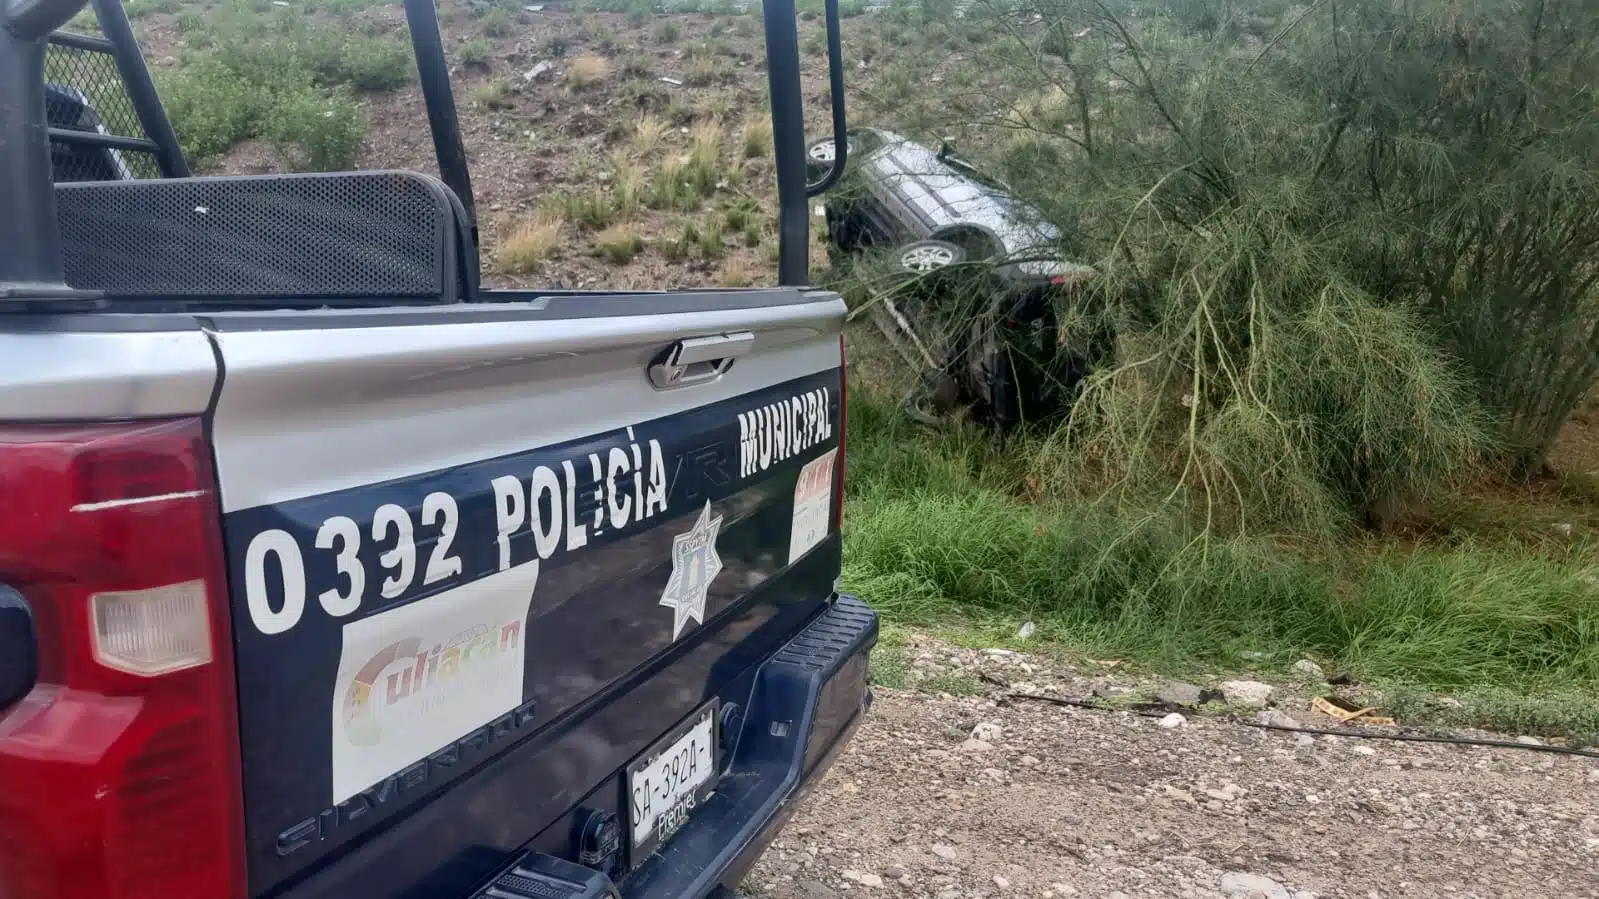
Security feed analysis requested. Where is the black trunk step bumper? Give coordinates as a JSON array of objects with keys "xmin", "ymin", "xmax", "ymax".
[{"xmin": 619, "ymin": 593, "xmax": 878, "ymax": 899}]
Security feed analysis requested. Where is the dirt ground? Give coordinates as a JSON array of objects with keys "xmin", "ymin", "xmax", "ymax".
[{"xmin": 747, "ymin": 636, "xmax": 1599, "ymax": 899}]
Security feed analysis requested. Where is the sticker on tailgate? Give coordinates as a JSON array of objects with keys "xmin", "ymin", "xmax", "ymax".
[{"xmin": 332, "ymin": 561, "xmax": 539, "ymax": 803}]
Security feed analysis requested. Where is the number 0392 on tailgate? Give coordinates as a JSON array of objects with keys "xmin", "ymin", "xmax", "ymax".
[{"xmin": 628, "ymin": 701, "xmax": 720, "ymax": 859}]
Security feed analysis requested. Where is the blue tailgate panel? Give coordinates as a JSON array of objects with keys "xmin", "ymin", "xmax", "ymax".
[{"xmin": 220, "ymin": 369, "xmax": 843, "ymax": 897}]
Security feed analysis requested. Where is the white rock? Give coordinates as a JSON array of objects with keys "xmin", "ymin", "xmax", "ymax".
[
  {"xmin": 1587, "ymin": 768, "xmax": 1599, "ymax": 782},
  {"xmin": 1292, "ymin": 659, "xmax": 1326, "ymax": 680},
  {"xmin": 856, "ymin": 874, "xmax": 884, "ymax": 888},
  {"xmin": 1352, "ymin": 745, "xmax": 1377, "ymax": 756},
  {"xmin": 523, "ymin": 61, "xmax": 554, "ymax": 81},
  {"xmin": 958, "ymin": 739, "xmax": 994, "ymax": 753},
  {"xmin": 993, "ymin": 874, "xmax": 1011, "ymax": 889},
  {"xmin": 1220, "ymin": 680, "xmax": 1275, "ymax": 708},
  {"xmin": 1515, "ymin": 735, "xmax": 1544, "ymax": 746},
  {"xmin": 930, "ymin": 843, "xmax": 958, "ymax": 861},
  {"xmin": 1220, "ymin": 872, "xmax": 1291, "ymax": 899},
  {"xmin": 1016, "ymin": 621, "xmax": 1036, "ymax": 640},
  {"xmin": 971, "ymin": 721, "xmax": 1003, "ymax": 742},
  {"xmin": 1159, "ymin": 712, "xmax": 1188, "ymax": 729},
  {"xmin": 1163, "ymin": 785, "xmax": 1196, "ymax": 804},
  {"xmin": 658, "ymin": 76, "xmax": 684, "ymax": 86},
  {"xmin": 524, "ymin": 3, "xmax": 544, "ymax": 9}
]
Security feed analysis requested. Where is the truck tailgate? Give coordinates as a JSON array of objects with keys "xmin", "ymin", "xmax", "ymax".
[{"xmin": 204, "ymin": 290, "xmax": 846, "ymax": 897}]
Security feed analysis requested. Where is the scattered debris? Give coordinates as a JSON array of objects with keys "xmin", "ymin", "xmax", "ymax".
[
  {"xmin": 658, "ymin": 76, "xmax": 684, "ymax": 86},
  {"xmin": 1311, "ymin": 696, "xmax": 1395, "ymax": 726}
]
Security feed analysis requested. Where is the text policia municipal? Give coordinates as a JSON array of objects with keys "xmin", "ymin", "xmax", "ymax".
[{"xmin": 737, "ymin": 386, "xmax": 833, "ymax": 479}]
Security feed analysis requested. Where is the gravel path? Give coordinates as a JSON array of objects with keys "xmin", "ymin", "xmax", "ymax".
[{"xmin": 746, "ymin": 639, "xmax": 1599, "ymax": 899}]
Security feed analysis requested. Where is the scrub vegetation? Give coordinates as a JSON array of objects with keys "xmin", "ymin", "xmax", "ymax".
[{"xmin": 85, "ymin": 0, "xmax": 1599, "ymax": 736}]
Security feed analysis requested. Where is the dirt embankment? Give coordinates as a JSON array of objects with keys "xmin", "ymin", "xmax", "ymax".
[{"xmin": 749, "ymin": 637, "xmax": 1599, "ymax": 899}]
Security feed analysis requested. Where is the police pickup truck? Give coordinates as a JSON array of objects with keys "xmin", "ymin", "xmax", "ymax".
[{"xmin": 0, "ymin": 1, "xmax": 874, "ymax": 898}]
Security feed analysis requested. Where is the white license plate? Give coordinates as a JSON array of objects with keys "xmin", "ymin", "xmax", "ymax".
[{"xmin": 627, "ymin": 703, "xmax": 718, "ymax": 856}]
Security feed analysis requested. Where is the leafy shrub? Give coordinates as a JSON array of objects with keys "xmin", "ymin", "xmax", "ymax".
[
  {"xmin": 481, "ymin": 7, "xmax": 512, "ymax": 37},
  {"xmin": 458, "ymin": 38, "xmax": 494, "ymax": 68},
  {"xmin": 263, "ymin": 87, "xmax": 365, "ymax": 172},
  {"xmin": 158, "ymin": 58, "xmax": 263, "ymax": 164},
  {"xmin": 322, "ymin": 36, "xmax": 414, "ymax": 91}
]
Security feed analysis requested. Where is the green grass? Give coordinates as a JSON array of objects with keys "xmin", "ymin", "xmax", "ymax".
[
  {"xmin": 841, "ymin": 387, "xmax": 1599, "ymax": 710},
  {"xmin": 921, "ymin": 672, "xmax": 986, "ymax": 697},
  {"xmin": 557, "ymin": 186, "xmax": 617, "ymax": 231},
  {"xmin": 1371, "ymin": 683, "xmax": 1599, "ymax": 746}
]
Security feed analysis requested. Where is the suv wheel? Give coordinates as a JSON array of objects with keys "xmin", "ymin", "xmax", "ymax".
[
  {"xmin": 895, "ymin": 239, "xmax": 966, "ymax": 274},
  {"xmin": 806, "ymin": 137, "xmax": 850, "ymax": 181}
]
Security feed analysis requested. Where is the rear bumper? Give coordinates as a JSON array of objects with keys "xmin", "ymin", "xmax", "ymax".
[{"xmin": 619, "ymin": 593, "xmax": 878, "ymax": 899}]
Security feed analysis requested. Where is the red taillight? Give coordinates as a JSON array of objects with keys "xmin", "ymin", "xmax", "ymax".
[
  {"xmin": 833, "ymin": 333, "xmax": 846, "ymax": 532},
  {"xmin": 0, "ymin": 419, "xmax": 246, "ymax": 899}
]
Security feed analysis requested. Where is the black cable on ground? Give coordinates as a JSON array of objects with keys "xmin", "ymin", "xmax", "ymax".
[
  {"xmin": 1003, "ymin": 692, "xmax": 1599, "ymax": 760},
  {"xmin": 1237, "ymin": 718, "xmax": 1599, "ymax": 759}
]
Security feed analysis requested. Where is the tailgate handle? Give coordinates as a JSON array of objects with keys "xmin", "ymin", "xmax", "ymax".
[{"xmin": 649, "ymin": 332, "xmax": 754, "ymax": 390}]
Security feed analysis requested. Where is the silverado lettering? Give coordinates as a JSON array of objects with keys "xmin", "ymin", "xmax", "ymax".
[{"xmin": 275, "ymin": 700, "xmax": 540, "ymax": 857}]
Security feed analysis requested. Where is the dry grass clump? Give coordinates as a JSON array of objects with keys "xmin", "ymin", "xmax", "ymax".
[
  {"xmin": 567, "ymin": 55, "xmax": 611, "ymax": 90},
  {"xmin": 496, "ymin": 214, "xmax": 563, "ymax": 273}
]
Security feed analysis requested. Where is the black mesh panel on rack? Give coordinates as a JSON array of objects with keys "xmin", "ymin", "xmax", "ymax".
[
  {"xmin": 56, "ymin": 172, "xmax": 463, "ymax": 302},
  {"xmin": 45, "ymin": 34, "xmax": 163, "ymax": 182}
]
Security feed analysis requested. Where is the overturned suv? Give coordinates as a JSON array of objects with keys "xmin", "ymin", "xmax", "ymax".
[{"xmin": 808, "ymin": 127, "xmax": 1105, "ymax": 430}]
